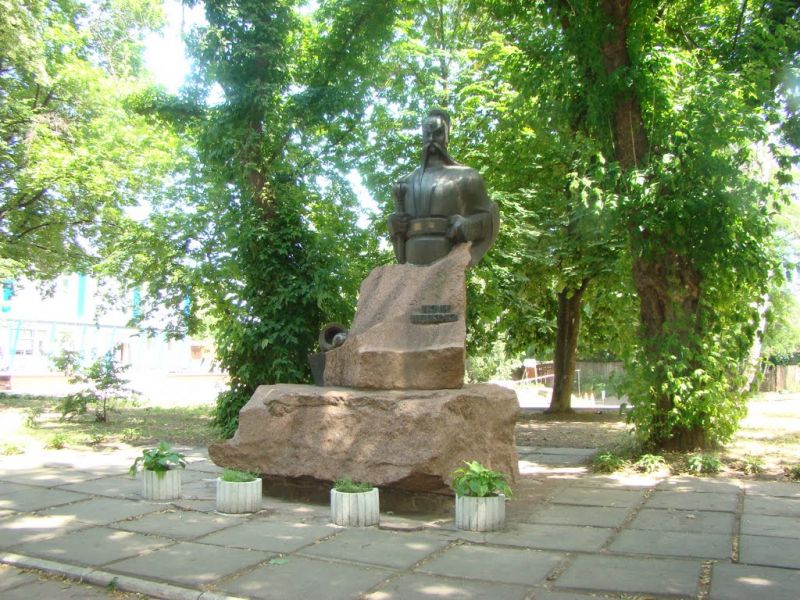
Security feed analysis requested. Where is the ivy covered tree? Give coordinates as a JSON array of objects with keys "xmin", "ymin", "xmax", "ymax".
[{"xmin": 490, "ymin": 0, "xmax": 799, "ymax": 448}]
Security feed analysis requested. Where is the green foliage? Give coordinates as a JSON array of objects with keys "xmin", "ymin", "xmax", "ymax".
[
  {"xmin": 333, "ymin": 478, "xmax": 373, "ymax": 494},
  {"xmin": 52, "ymin": 350, "xmax": 138, "ymax": 423},
  {"xmin": 0, "ymin": 442, "xmax": 24, "ymax": 455},
  {"xmin": 786, "ymin": 465, "xmax": 800, "ymax": 481},
  {"xmin": 634, "ymin": 454, "xmax": 667, "ymax": 474},
  {"xmin": 591, "ymin": 452, "xmax": 629, "ymax": 474},
  {"xmin": 0, "ymin": 0, "xmax": 177, "ymax": 280},
  {"xmin": 466, "ymin": 340, "xmax": 520, "ymax": 383},
  {"xmin": 686, "ymin": 453, "xmax": 723, "ymax": 476},
  {"xmin": 741, "ymin": 455, "xmax": 765, "ymax": 475},
  {"xmin": 24, "ymin": 405, "xmax": 43, "ymax": 428},
  {"xmin": 45, "ymin": 433, "xmax": 67, "ymax": 450},
  {"xmin": 450, "ymin": 461, "xmax": 512, "ymax": 498},
  {"xmin": 221, "ymin": 468, "xmax": 258, "ymax": 483},
  {"xmin": 129, "ymin": 442, "xmax": 187, "ymax": 478}
]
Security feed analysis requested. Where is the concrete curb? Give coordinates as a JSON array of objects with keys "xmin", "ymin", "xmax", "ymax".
[{"xmin": 0, "ymin": 552, "xmax": 246, "ymax": 600}]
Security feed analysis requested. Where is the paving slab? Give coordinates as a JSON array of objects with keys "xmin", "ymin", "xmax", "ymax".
[
  {"xmin": 58, "ymin": 475, "xmax": 142, "ymax": 498},
  {"xmin": 743, "ymin": 495, "xmax": 800, "ymax": 517},
  {"xmin": 710, "ymin": 562, "xmax": 800, "ymax": 600},
  {"xmin": 0, "ymin": 575, "xmax": 116, "ymax": 599},
  {"xmin": 113, "ymin": 508, "xmax": 237, "ymax": 539},
  {"xmin": 739, "ymin": 534, "xmax": 800, "ymax": 569},
  {"xmin": 362, "ymin": 572, "xmax": 530, "ymax": 600},
  {"xmin": 416, "ymin": 543, "xmax": 563, "ymax": 586},
  {"xmin": 13, "ymin": 525, "xmax": 173, "ymax": 566},
  {"xmin": 645, "ymin": 490, "xmax": 739, "ymax": 512},
  {"xmin": 196, "ymin": 518, "xmax": 337, "ymax": 553},
  {"xmin": 547, "ymin": 487, "xmax": 645, "ymax": 508},
  {"xmin": 0, "ymin": 467, "xmax": 103, "ymax": 488},
  {"xmin": 109, "ymin": 540, "xmax": 269, "ymax": 586},
  {"xmin": 300, "ymin": 527, "xmax": 449, "ymax": 569},
  {"xmin": 0, "ymin": 562, "xmax": 40, "ymax": 592},
  {"xmin": 532, "ymin": 592, "xmax": 616, "ymax": 600},
  {"xmin": 570, "ymin": 474, "xmax": 660, "ymax": 490},
  {"xmin": 743, "ymin": 480, "xmax": 800, "ymax": 498},
  {"xmin": 658, "ymin": 476, "xmax": 741, "ymax": 495},
  {"xmin": 485, "ymin": 523, "xmax": 613, "ymax": 552},
  {"xmin": 609, "ymin": 528, "xmax": 732, "ymax": 559},
  {"xmin": 555, "ymin": 554, "xmax": 701, "ymax": 597},
  {"xmin": 521, "ymin": 504, "xmax": 630, "ymax": 528},
  {"xmin": 36, "ymin": 496, "xmax": 162, "ymax": 525},
  {"xmin": 0, "ymin": 513, "xmax": 90, "ymax": 548},
  {"xmin": 740, "ymin": 513, "xmax": 800, "ymax": 538},
  {"xmin": 628, "ymin": 507, "xmax": 735, "ymax": 534},
  {"xmin": 217, "ymin": 555, "xmax": 393, "ymax": 600},
  {"xmin": 0, "ymin": 487, "xmax": 90, "ymax": 512}
]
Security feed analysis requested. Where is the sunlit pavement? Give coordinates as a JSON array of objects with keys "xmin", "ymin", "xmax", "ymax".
[{"xmin": 1, "ymin": 446, "xmax": 799, "ymax": 600}]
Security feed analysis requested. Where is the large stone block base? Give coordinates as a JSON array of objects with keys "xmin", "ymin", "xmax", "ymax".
[{"xmin": 209, "ymin": 383, "xmax": 519, "ymax": 495}]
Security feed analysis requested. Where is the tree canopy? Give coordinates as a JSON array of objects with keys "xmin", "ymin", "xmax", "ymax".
[{"xmin": 7, "ymin": 0, "xmax": 799, "ymax": 448}]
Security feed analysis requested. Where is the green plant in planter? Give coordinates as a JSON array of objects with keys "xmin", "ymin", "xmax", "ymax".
[
  {"xmin": 333, "ymin": 478, "xmax": 373, "ymax": 493},
  {"xmin": 450, "ymin": 461, "xmax": 512, "ymax": 498},
  {"xmin": 221, "ymin": 468, "xmax": 258, "ymax": 483},
  {"xmin": 129, "ymin": 442, "xmax": 187, "ymax": 479}
]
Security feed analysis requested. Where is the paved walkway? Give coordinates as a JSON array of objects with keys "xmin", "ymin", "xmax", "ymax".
[{"xmin": 1, "ymin": 447, "xmax": 799, "ymax": 600}]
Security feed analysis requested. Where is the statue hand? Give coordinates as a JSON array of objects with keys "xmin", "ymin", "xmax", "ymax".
[{"xmin": 447, "ymin": 214, "xmax": 466, "ymax": 242}]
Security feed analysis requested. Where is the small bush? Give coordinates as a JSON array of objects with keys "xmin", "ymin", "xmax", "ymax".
[
  {"xmin": 450, "ymin": 461, "xmax": 512, "ymax": 497},
  {"xmin": 785, "ymin": 464, "xmax": 800, "ymax": 481},
  {"xmin": 45, "ymin": 433, "xmax": 67, "ymax": 449},
  {"xmin": 129, "ymin": 442, "xmax": 187, "ymax": 478},
  {"xmin": 24, "ymin": 405, "xmax": 43, "ymax": 428},
  {"xmin": 0, "ymin": 442, "xmax": 24, "ymax": 455},
  {"xmin": 592, "ymin": 451, "xmax": 628, "ymax": 473},
  {"xmin": 741, "ymin": 455, "xmax": 764, "ymax": 475},
  {"xmin": 221, "ymin": 468, "xmax": 258, "ymax": 483},
  {"xmin": 635, "ymin": 453, "xmax": 667, "ymax": 473},
  {"xmin": 686, "ymin": 453, "xmax": 723, "ymax": 475},
  {"xmin": 333, "ymin": 478, "xmax": 373, "ymax": 493}
]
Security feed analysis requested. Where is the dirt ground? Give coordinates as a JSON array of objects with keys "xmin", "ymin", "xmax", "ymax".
[
  {"xmin": 515, "ymin": 409, "xmax": 629, "ymax": 449},
  {"xmin": 515, "ymin": 393, "xmax": 800, "ymax": 480}
]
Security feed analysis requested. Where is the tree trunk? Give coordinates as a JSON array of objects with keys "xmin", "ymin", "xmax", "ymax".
[
  {"xmin": 631, "ymin": 246, "xmax": 706, "ymax": 450},
  {"xmin": 598, "ymin": 1, "xmax": 712, "ymax": 450},
  {"xmin": 547, "ymin": 280, "xmax": 589, "ymax": 413}
]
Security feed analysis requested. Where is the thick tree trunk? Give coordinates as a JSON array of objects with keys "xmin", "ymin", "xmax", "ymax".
[
  {"xmin": 631, "ymin": 246, "xmax": 706, "ymax": 449},
  {"xmin": 547, "ymin": 280, "xmax": 589, "ymax": 414},
  {"xmin": 599, "ymin": 1, "xmax": 711, "ymax": 450}
]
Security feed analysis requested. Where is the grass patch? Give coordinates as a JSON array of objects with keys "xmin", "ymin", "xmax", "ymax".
[{"xmin": 0, "ymin": 393, "xmax": 219, "ymax": 450}]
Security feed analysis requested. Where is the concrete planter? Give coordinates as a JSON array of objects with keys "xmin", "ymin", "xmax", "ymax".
[
  {"xmin": 455, "ymin": 494, "xmax": 506, "ymax": 531},
  {"xmin": 216, "ymin": 477, "xmax": 262, "ymax": 513},
  {"xmin": 330, "ymin": 488, "xmax": 380, "ymax": 526},
  {"xmin": 142, "ymin": 468, "xmax": 182, "ymax": 501}
]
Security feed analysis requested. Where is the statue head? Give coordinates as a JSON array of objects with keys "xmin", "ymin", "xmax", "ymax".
[
  {"xmin": 421, "ymin": 109, "xmax": 457, "ymax": 168},
  {"xmin": 422, "ymin": 109, "xmax": 450, "ymax": 151}
]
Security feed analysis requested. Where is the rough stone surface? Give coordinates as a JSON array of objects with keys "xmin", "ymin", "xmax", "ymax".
[
  {"xmin": 208, "ymin": 382, "xmax": 519, "ymax": 493},
  {"xmin": 323, "ymin": 244, "xmax": 471, "ymax": 390}
]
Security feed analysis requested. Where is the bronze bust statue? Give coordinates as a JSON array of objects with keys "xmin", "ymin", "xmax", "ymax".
[{"xmin": 388, "ymin": 109, "xmax": 499, "ymax": 267}]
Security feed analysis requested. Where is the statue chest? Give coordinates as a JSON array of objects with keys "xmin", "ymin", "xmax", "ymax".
[{"xmin": 409, "ymin": 172, "xmax": 462, "ymax": 217}]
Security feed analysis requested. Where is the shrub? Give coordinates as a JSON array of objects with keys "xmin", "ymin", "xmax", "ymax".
[
  {"xmin": 785, "ymin": 464, "xmax": 800, "ymax": 481},
  {"xmin": 129, "ymin": 442, "xmax": 187, "ymax": 478},
  {"xmin": 450, "ymin": 461, "xmax": 512, "ymax": 498},
  {"xmin": 333, "ymin": 478, "xmax": 373, "ymax": 493},
  {"xmin": 592, "ymin": 451, "xmax": 628, "ymax": 473},
  {"xmin": 221, "ymin": 468, "xmax": 258, "ymax": 483},
  {"xmin": 45, "ymin": 433, "xmax": 67, "ymax": 449},
  {"xmin": 635, "ymin": 453, "xmax": 667, "ymax": 473},
  {"xmin": 741, "ymin": 455, "xmax": 764, "ymax": 475},
  {"xmin": 686, "ymin": 453, "xmax": 723, "ymax": 475},
  {"xmin": 52, "ymin": 349, "xmax": 138, "ymax": 422}
]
